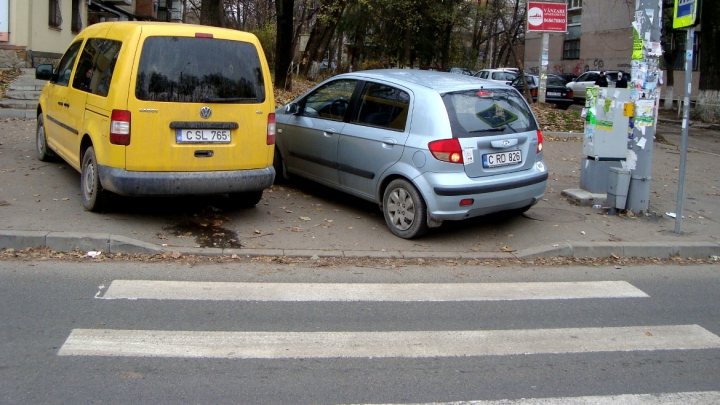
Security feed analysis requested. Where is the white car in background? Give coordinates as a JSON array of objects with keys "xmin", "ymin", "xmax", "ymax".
[
  {"xmin": 473, "ymin": 68, "xmax": 519, "ymax": 85},
  {"xmin": 565, "ymin": 70, "xmax": 625, "ymax": 101}
]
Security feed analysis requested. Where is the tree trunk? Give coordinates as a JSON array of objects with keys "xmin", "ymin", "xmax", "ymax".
[
  {"xmin": 275, "ymin": 0, "xmax": 295, "ymax": 91},
  {"xmin": 695, "ymin": 0, "xmax": 720, "ymax": 122},
  {"xmin": 199, "ymin": 0, "xmax": 224, "ymax": 27},
  {"xmin": 299, "ymin": 0, "xmax": 348, "ymax": 78}
]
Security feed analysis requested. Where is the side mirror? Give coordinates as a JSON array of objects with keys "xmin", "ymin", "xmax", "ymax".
[
  {"xmin": 35, "ymin": 64, "xmax": 54, "ymax": 81},
  {"xmin": 284, "ymin": 103, "xmax": 300, "ymax": 115}
]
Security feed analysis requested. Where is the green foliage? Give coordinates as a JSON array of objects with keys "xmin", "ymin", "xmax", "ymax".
[
  {"xmin": 253, "ymin": 23, "xmax": 277, "ymax": 70},
  {"xmin": 360, "ymin": 60, "xmax": 387, "ymax": 70}
]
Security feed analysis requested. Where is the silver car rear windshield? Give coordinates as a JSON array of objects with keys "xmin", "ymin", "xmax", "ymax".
[
  {"xmin": 442, "ymin": 89, "xmax": 537, "ymax": 137},
  {"xmin": 135, "ymin": 36, "xmax": 265, "ymax": 103}
]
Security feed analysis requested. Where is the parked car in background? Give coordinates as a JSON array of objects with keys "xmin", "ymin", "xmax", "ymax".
[
  {"xmin": 556, "ymin": 73, "xmax": 578, "ymax": 83},
  {"xmin": 35, "ymin": 22, "xmax": 276, "ymax": 212},
  {"xmin": 274, "ymin": 70, "xmax": 548, "ymax": 238},
  {"xmin": 473, "ymin": 68, "xmax": 519, "ymax": 85},
  {"xmin": 448, "ymin": 67, "xmax": 475, "ymax": 76},
  {"xmin": 511, "ymin": 74, "xmax": 574, "ymax": 110},
  {"xmin": 565, "ymin": 70, "xmax": 625, "ymax": 101}
]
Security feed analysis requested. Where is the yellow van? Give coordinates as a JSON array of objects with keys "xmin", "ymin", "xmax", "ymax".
[{"xmin": 35, "ymin": 22, "xmax": 275, "ymax": 212}]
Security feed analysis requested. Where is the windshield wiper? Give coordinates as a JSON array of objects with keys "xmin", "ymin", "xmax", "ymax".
[{"xmin": 468, "ymin": 126, "xmax": 506, "ymax": 133}]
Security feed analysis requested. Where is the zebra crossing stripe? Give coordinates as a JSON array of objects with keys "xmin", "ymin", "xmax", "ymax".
[
  {"xmin": 341, "ymin": 391, "xmax": 720, "ymax": 404},
  {"xmin": 58, "ymin": 325, "xmax": 720, "ymax": 359},
  {"xmin": 99, "ymin": 280, "xmax": 649, "ymax": 301}
]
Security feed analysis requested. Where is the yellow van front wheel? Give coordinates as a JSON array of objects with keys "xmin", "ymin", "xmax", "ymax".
[{"xmin": 81, "ymin": 146, "xmax": 109, "ymax": 212}]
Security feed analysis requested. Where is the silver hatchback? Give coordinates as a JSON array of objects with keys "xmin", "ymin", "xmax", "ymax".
[{"xmin": 274, "ymin": 70, "xmax": 548, "ymax": 238}]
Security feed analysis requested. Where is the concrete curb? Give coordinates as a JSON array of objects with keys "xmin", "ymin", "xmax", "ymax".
[{"xmin": 1, "ymin": 230, "xmax": 719, "ymax": 260}]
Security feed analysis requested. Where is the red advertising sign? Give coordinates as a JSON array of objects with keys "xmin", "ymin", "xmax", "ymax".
[{"xmin": 527, "ymin": 2, "xmax": 567, "ymax": 32}]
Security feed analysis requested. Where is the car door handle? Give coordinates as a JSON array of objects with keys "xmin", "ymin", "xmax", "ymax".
[
  {"xmin": 382, "ymin": 138, "xmax": 397, "ymax": 147},
  {"xmin": 57, "ymin": 101, "xmax": 64, "ymax": 106},
  {"xmin": 63, "ymin": 103, "xmax": 70, "ymax": 107},
  {"xmin": 323, "ymin": 128, "xmax": 336, "ymax": 137}
]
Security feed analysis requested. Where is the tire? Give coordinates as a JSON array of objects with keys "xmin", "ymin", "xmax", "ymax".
[
  {"xmin": 36, "ymin": 115, "xmax": 55, "ymax": 161},
  {"xmin": 382, "ymin": 179, "xmax": 429, "ymax": 239},
  {"xmin": 80, "ymin": 146, "xmax": 109, "ymax": 212},
  {"xmin": 229, "ymin": 190, "xmax": 263, "ymax": 209},
  {"xmin": 273, "ymin": 147, "xmax": 288, "ymax": 183}
]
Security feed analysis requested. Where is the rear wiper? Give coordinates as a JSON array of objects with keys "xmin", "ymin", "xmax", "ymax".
[{"xmin": 468, "ymin": 126, "xmax": 506, "ymax": 133}]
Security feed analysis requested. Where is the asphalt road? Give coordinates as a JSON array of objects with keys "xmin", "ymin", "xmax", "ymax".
[{"xmin": 2, "ymin": 259, "xmax": 719, "ymax": 404}]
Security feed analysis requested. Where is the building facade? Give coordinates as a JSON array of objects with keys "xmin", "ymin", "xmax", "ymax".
[
  {"xmin": 0, "ymin": 0, "xmax": 183, "ymax": 68},
  {"xmin": 524, "ymin": 0, "xmax": 701, "ymax": 100}
]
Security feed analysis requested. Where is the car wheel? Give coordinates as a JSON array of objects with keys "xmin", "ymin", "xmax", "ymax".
[
  {"xmin": 382, "ymin": 179, "xmax": 429, "ymax": 239},
  {"xmin": 81, "ymin": 146, "xmax": 109, "ymax": 212},
  {"xmin": 229, "ymin": 190, "xmax": 263, "ymax": 208},
  {"xmin": 36, "ymin": 115, "xmax": 56, "ymax": 161},
  {"xmin": 273, "ymin": 148, "xmax": 289, "ymax": 183}
]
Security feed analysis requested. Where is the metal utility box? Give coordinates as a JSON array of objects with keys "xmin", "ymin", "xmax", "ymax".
[
  {"xmin": 583, "ymin": 87, "xmax": 633, "ymax": 159},
  {"xmin": 607, "ymin": 167, "xmax": 631, "ymax": 209}
]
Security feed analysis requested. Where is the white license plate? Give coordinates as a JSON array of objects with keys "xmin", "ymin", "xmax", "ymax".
[
  {"xmin": 483, "ymin": 150, "xmax": 522, "ymax": 168},
  {"xmin": 176, "ymin": 129, "xmax": 231, "ymax": 143},
  {"xmin": 547, "ymin": 92, "xmax": 562, "ymax": 97}
]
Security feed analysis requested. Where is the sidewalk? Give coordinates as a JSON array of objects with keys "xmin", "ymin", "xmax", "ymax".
[{"xmin": 1, "ymin": 72, "xmax": 719, "ymax": 259}]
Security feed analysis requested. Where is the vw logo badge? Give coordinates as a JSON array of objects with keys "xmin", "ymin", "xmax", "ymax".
[
  {"xmin": 502, "ymin": 140, "xmax": 510, "ymax": 146},
  {"xmin": 199, "ymin": 106, "xmax": 212, "ymax": 119}
]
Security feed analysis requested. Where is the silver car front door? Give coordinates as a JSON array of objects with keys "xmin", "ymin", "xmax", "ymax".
[{"xmin": 283, "ymin": 79, "xmax": 357, "ymax": 185}]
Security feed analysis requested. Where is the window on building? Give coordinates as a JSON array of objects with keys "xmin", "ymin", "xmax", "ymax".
[
  {"xmin": 563, "ymin": 0, "xmax": 582, "ymax": 60},
  {"xmin": 71, "ymin": 0, "xmax": 82, "ymax": 33},
  {"xmin": 665, "ymin": 32, "xmax": 700, "ymax": 72},
  {"xmin": 49, "ymin": 0, "xmax": 63, "ymax": 28},
  {"xmin": 564, "ymin": 40, "xmax": 580, "ymax": 59}
]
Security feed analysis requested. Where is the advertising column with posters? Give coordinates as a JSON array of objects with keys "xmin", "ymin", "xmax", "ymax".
[
  {"xmin": 0, "ymin": 0, "xmax": 8, "ymax": 42},
  {"xmin": 526, "ymin": 2, "xmax": 567, "ymax": 103}
]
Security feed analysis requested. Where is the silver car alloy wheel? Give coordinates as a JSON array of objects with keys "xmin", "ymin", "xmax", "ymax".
[{"xmin": 386, "ymin": 186, "xmax": 416, "ymax": 231}]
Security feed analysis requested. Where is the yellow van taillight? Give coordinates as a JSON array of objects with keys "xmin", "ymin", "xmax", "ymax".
[
  {"xmin": 110, "ymin": 109, "xmax": 131, "ymax": 145},
  {"xmin": 267, "ymin": 113, "xmax": 276, "ymax": 145}
]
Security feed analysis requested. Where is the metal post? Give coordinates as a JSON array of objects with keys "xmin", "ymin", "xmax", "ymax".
[
  {"xmin": 674, "ymin": 28, "xmax": 694, "ymax": 234},
  {"xmin": 538, "ymin": 32, "xmax": 549, "ymax": 104},
  {"xmin": 626, "ymin": 0, "xmax": 662, "ymax": 215}
]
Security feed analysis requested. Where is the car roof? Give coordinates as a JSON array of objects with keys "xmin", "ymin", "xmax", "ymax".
[{"xmin": 335, "ymin": 69, "xmax": 507, "ymax": 93}]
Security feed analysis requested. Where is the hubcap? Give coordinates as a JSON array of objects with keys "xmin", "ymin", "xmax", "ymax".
[
  {"xmin": 37, "ymin": 127, "xmax": 45, "ymax": 154},
  {"xmin": 83, "ymin": 161, "xmax": 95, "ymax": 198},
  {"xmin": 387, "ymin": 187, "xmax": 415, "ymax": 231}
]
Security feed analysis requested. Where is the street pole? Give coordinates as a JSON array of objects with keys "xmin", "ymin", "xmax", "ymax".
[
  {"xmin": 674, "ymin": 28, "xmax": 694, "ymax": 234},
  {"xmin": 538, "ymin": 32, "xmax": 549, "ymax": 104},
  {"xmin": 626, "ymin": 0, "xmax": 662, "ymax": 215}
]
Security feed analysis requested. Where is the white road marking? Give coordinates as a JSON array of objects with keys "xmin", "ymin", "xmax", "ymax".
[
  {"xmin": 58, "ymin": 325, "xmax": 720, "ymax": 359},
  {"xmin": 99, "ymin": 280, "xmax": 649, "ymax": 301},
  {"xmin": 341, "ymin": 391, "xmax": 720, "ymax": 404}
]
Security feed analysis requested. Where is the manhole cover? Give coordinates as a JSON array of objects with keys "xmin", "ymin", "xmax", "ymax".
[{"xmin": 523, "ymin": 208, "xmax": 587, "ymax": 223}]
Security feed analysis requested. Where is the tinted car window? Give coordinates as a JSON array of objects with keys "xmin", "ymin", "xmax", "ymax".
[
  {"xmin": 135, "ymin": 37, "xmax": 265, "ymax": 103},
  {"xmin": 442, "ymin": 88, "xmax": 537, "ymax": 138},
  {"xmin": 72, "ymin": 38, "xmax": 122, "ymax": 96},
  {"xmin": 302, "ymin": 79, "xmax": 357, "ymax": 121},
  {"xmin": 353, "ymin": 82, "xmax": 409, "ymax": 131},
  {"xmin": 547, "ymin": 76, "xmax": 566, "ymax": 86},
  {"xmin": 576, "ymin": 72, "xmax": 591, "ymax": 81},
  {"xmin": 54, "ymin": 41, "xmax": 82, "ymax": 87}
]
